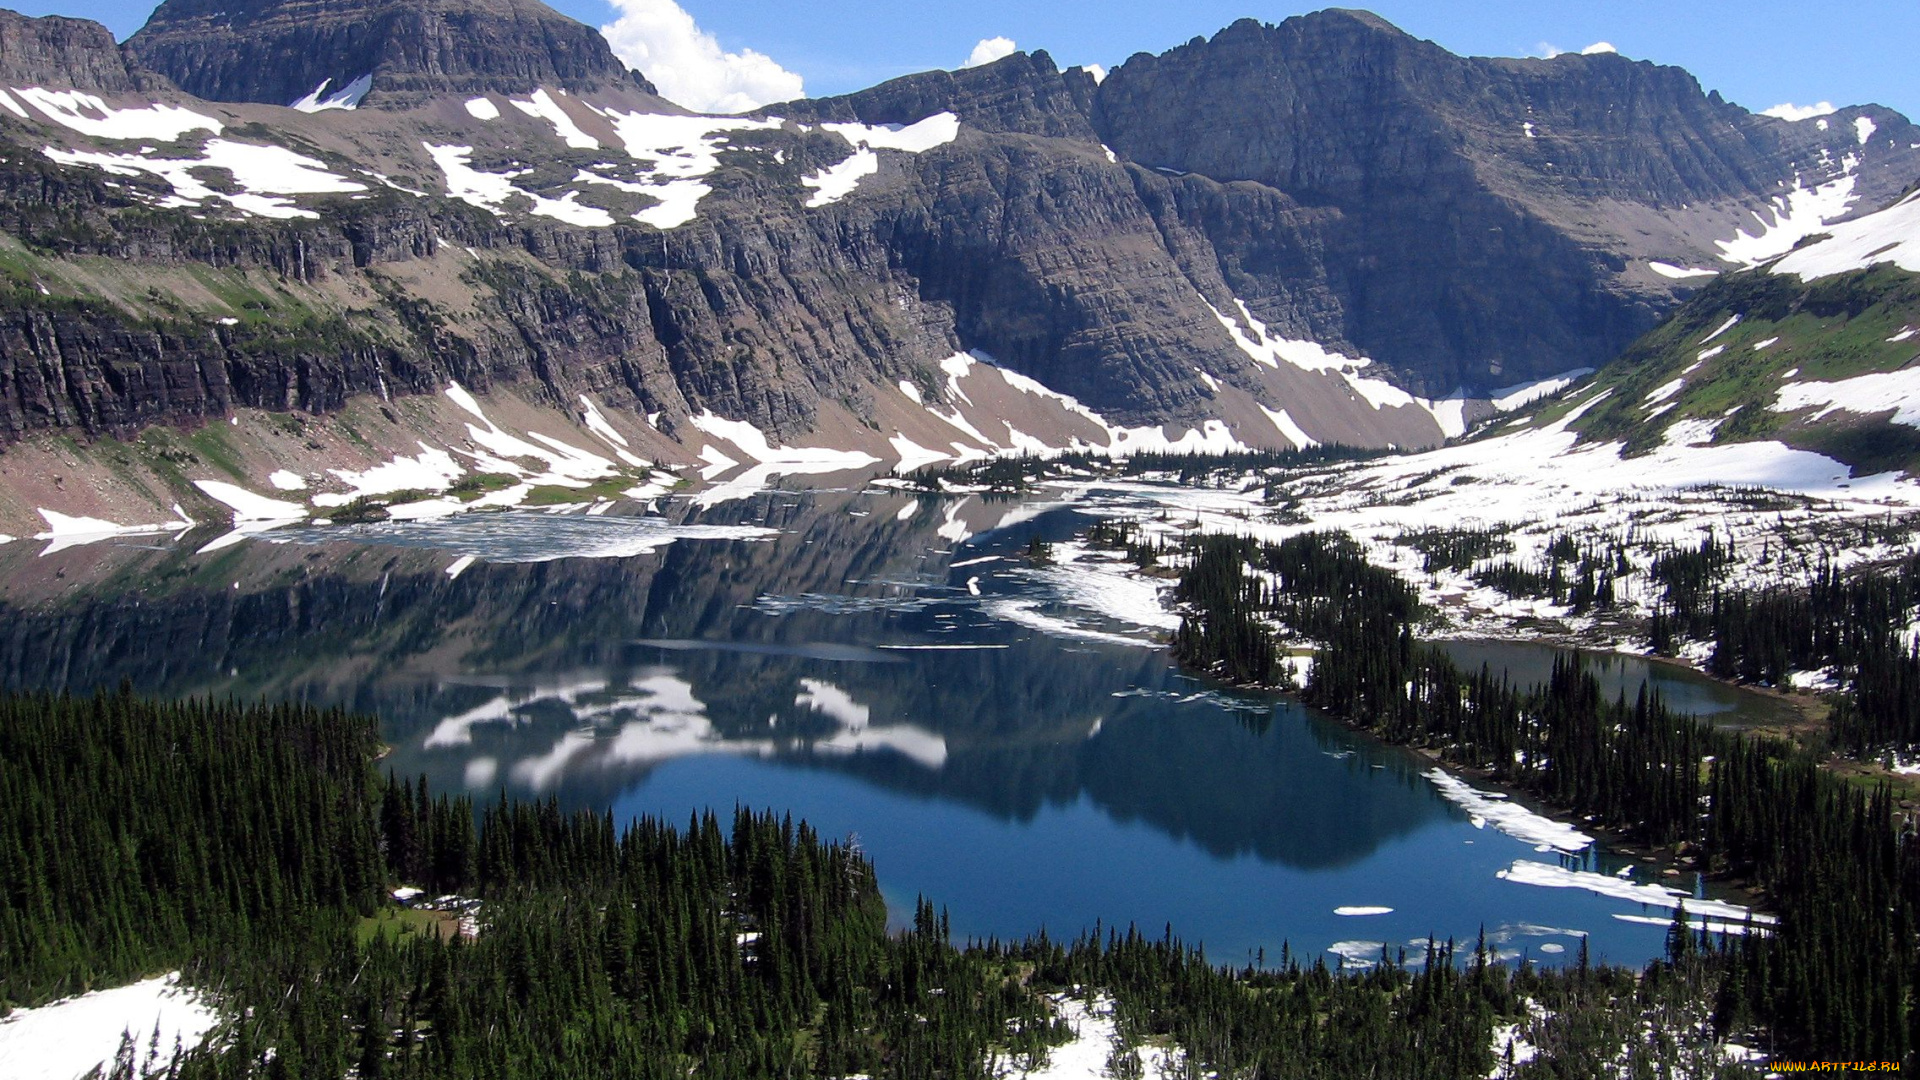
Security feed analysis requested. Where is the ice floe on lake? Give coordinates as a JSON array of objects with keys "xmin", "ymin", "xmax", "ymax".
[
  {"xmin": 1496, "ymin": 860, "xmax": 1774, "ymax": 927},
  {"xmin": 1424, "ymin": 769, "xmax": 1594, "ymax": 854},
  {"xmin": 271, "ymin": 510, "xmax": 776, "ymax": 563}
]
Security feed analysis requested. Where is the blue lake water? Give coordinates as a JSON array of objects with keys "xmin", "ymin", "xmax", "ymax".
[{"xmin": 0, "ymin": 484, "xmax": 1777, "ymax": 969}]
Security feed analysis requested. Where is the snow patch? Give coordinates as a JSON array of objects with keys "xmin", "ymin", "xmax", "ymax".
[
  {"xmin": 1490, "ymin": 370, "xmax": 1592, "ymax": 412},
  {"xmin": 311, "ymin": 444, "xmax": 464, "ymax": 506},
  {"xmin": 1032, "ymin": 541, "xmax": 1180, "ymax": 631},
  {"xmin": 1773, "ymin": 367, "xmax": 1920, "ymax": 426},
  {"xmin": 802, "ymin": 146, "xmax": 877, "ymax": 206},
  {"xmin": 464, "ymin": 96, "xmax": 500, "ymax": 121},
  {"xmin": 0, "ymin": 972, "xmax": 217, "ymax": 1080},
  {"xmin": 1203, "ymin": 296, "xmax": 1459, "ymax": 434},
  {"xmin": 194, "ymin": 479, "xmax": 307, "ymax": 522},
  {"xmin": 1717, "ymin": 169, "xmax": 1859, "ymax": 267},
  {"xmin": 690, "ymin": 411, "xmax": 878, "ymax": 468},
  {"xmin": 1772, "ymin": 188, "xmax": 1920, "ymax": 280},
  {"xmin": 823, "ymin": 113, "xmax": 960, "ymax": 153},
  {"xmin": 288, "ymin": 73, "xmax": 371, "ymax": 113},
  {"xmin": 14, "ymin": 88, "xmax": 221, "ymax": 141},
  {"xmin": 1261, "ymin": 405, "xmax": 1317, "ymax": 449},
  {"xmin": 800, "ymin": 113, "xmax": 958, "ymax": 205},
  {"xmin": 1649, "ymin": 261, "xmax": 1718, "ymax": 280},
  {"xmin": 47, "ymin": 139, "xmax": 366, "ymax": 220},
  {"xmin": 890, "ymin": 434, "xmax": 949, "ymax": 471},
  {"xmin": 579, "ymin": 394, "xmax": 635, "ymax": 453},
  {"xmin": 993, "ymin": 994, "xmax": 1178, "ymax": 1080},
  {"xmin": 1699, "ymin": 315, "xmax": 1741, "ymax": 345},
  {"xmin": 1642, "ymin": 378, "xmax": 1684, "ymax": 407},
  {"xmin": 509, "ymin": 88, "xmax": 599, "ymax": 149},
  {"xmin": 31, "ymin": 508, "xmax": 190, "ymax": 554},
  {"xmin": 423, "ymin": 143, "xmax": 613, "ymax": 226}
]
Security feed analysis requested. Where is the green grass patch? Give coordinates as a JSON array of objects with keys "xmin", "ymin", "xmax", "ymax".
[
  {"xmin": 1561, "ymin": 262, "xmax": 1920, "ymax": 471},
  {"xmin": 182, "ymin": 422, "xmax": 250, "ymax": 482},
  {"xmin": 356, "ymin": 906, "xmax": 458, "ymax": 946},
  {"xmin": 448, "ymin": 472, "xmax": 520, "ymax": 501},
  {"xmin": 521, "ymin": 474, "xmax": 636, "ymax": 505}
]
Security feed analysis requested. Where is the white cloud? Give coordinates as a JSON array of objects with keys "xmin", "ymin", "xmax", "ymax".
[
  {"xmin": 1762, "ymin": 101, "xmax": 1839, "ymax": 122},
  {"xmin": 601, "ymin": 0, "xmax": 804, "ymax": 114},
  {"xmin": 963, "ymin": 36, "xmax": 1017, "ymax": 69},
  {"xmin": 1534, "ymin": 41, "xmax": 1617, "ymax": 59},
  {"xmin": 1080, "ymin": 63, "xmax": 1108, "ymax": 85}
]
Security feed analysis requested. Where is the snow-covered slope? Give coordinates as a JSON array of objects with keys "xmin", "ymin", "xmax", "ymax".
[{"xmin": 0, "ymin": 973, "xmax": 217, "ymax": 1080}]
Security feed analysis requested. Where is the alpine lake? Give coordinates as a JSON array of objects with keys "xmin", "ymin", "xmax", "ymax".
[{"xmin": 0, "ymin": 479, "xmax": 1785, "ymax": 971}]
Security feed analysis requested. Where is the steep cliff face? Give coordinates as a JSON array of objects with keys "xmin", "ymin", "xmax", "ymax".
[
  {"xmin": 1089, "ymin": 11, "xmax": 1920, "ymax": 392},
  {"xmin": 0, "ymin": 10, "xmax": 155, "ymax": 93},
  {"xmin": 127, "ymin": 0, "xmax": 658, "ymax": 108}
]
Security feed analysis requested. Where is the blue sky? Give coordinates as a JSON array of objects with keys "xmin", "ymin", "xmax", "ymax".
[{"xmin": 28, "ymin": 0, "xmax": 1920, "ymax": 120}]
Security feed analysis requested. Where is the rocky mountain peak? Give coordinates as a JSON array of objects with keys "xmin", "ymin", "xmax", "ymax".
[
  {"xmin": 126, "ymin": 0, "xmax": 657, "ymax": 109},
  {"xmin": 0, "ymin": 10, "xmax": 158, "ymax": 94},
  {"xmin": 766, "ymin": 49, "xmax": 1097, "ymax": 139}
]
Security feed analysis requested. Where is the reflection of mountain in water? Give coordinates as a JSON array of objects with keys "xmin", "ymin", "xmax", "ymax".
[{"xmin": 0, "ymin": 490, "xmax": 1449, "ymax": 871}]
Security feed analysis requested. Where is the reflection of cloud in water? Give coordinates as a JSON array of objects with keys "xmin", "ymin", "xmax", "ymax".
[
  {"xmin": 424, "ymin": 668, "xmax": 948, "ymax": 787},
  {"xmin": 796, "ymin": 678, "xmax": 947, "ymax": 769},
  {"xmin": 795, "ymin": 679, "xmax": 868, "ymax": 726},
  {"xmin": 426, "ymin": 673, "xmax": 614, "ymax": 747},
  {"xmin": 269, "ymin": 513, "xmax": 776, "ymax": 562}
]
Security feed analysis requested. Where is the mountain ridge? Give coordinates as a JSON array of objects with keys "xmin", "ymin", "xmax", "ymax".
[
  {"xmin": 0, "ymin": 4, "xmax": 1915, "ymax": 534},
  {"xmin": 126, "ymin": 0, "xmax": 661, "ymax": 108}
]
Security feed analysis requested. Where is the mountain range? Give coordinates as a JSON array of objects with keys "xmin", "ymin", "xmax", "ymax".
[{"xmin": 0, "ymin": 0, "xmax": 1915, "ymax": 533}]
